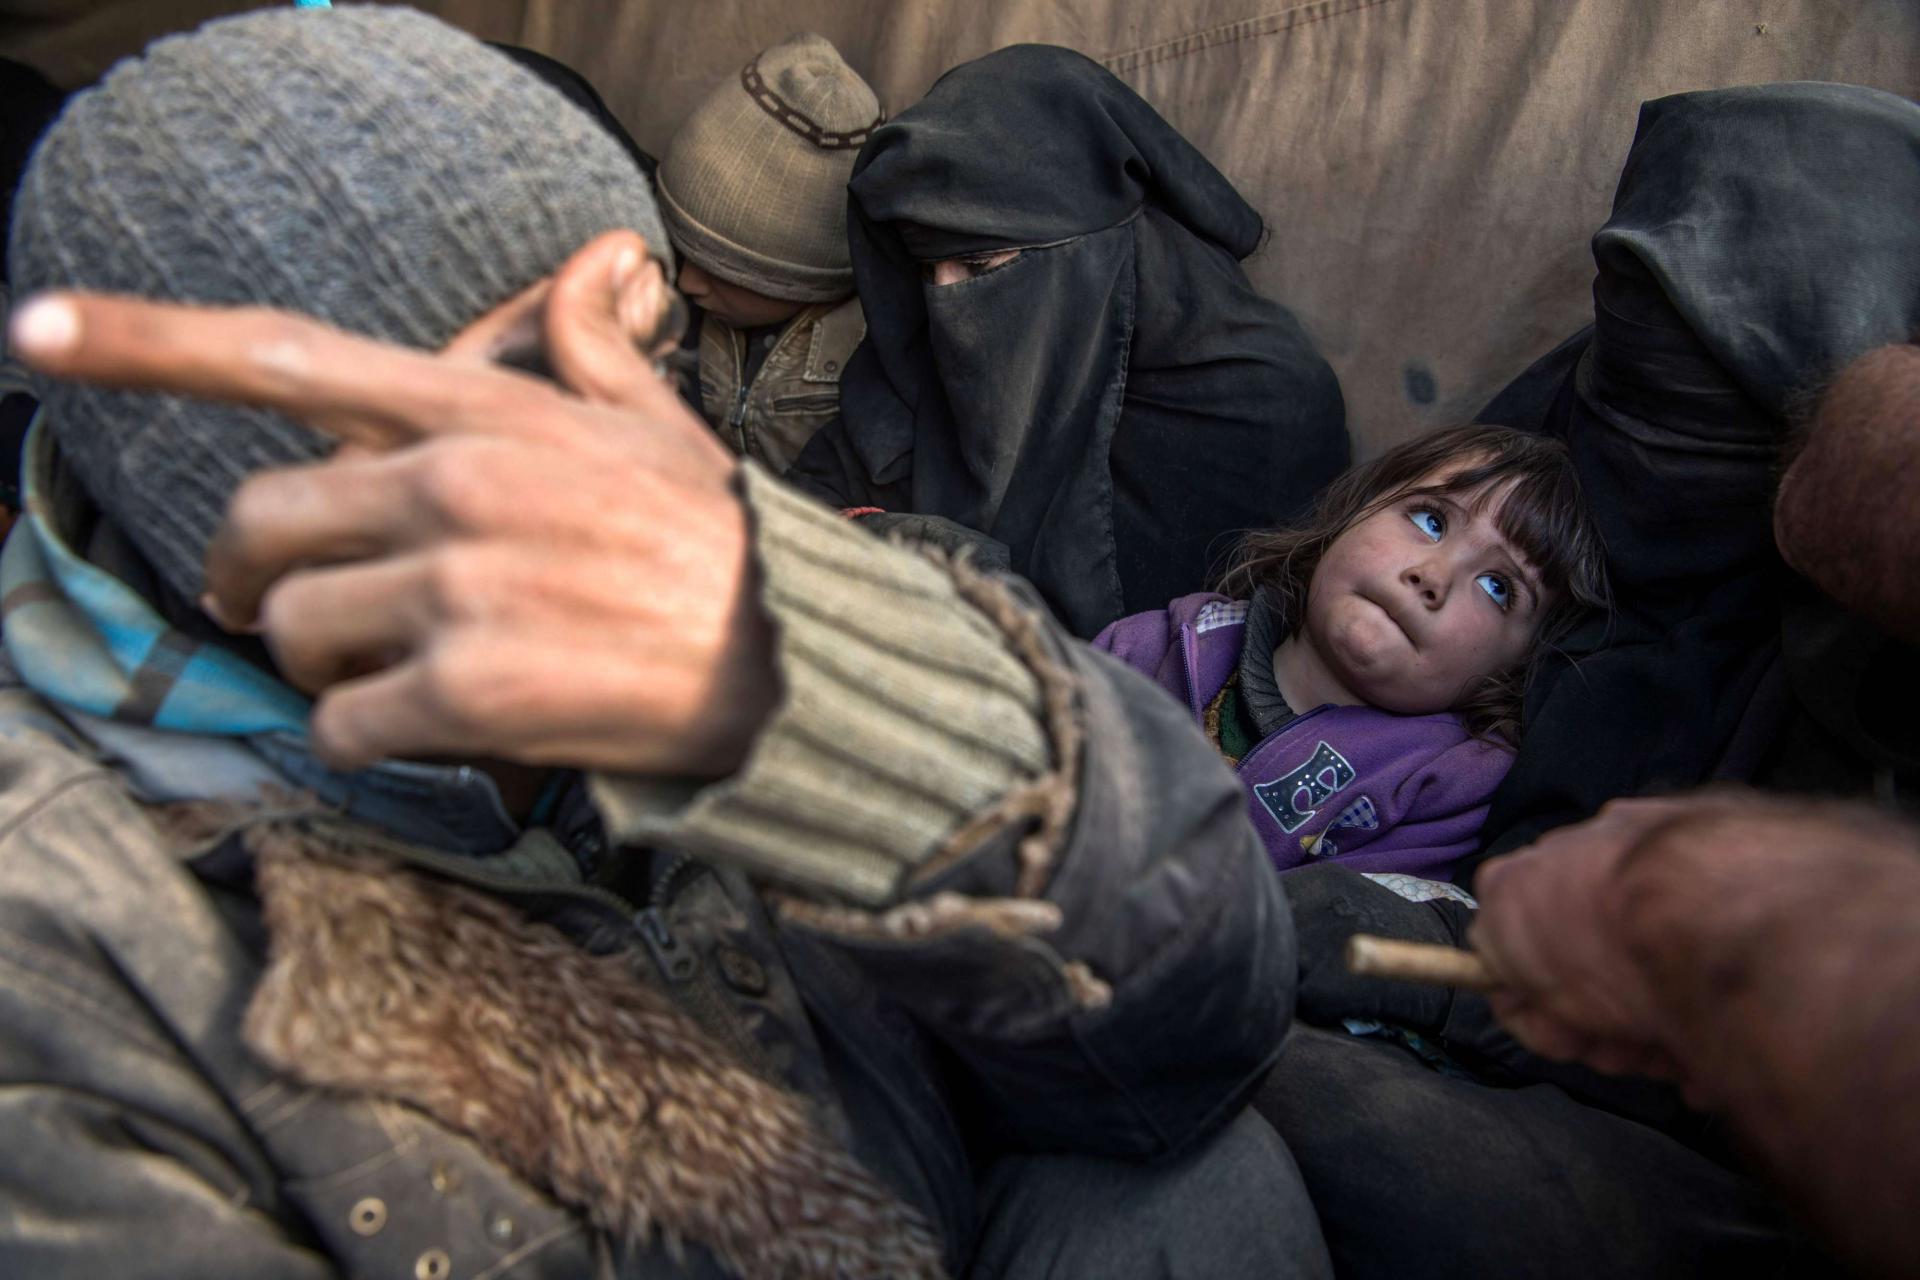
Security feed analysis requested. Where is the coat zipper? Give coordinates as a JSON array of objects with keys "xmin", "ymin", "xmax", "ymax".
[
  {"xmin": 728, "ymin": 327, "xmax": 751, "ymax": 432},
  {"xmin": 1232, "ymin": 703, "xmax": 1330, "ymax": 778},
  {"xmin": 1178, "ymin": 623, "xmax": 1206, "ymax": 721},
  {"xmin": 635, "ymin": 905, "xmax": 696, "ymax": 981},
  {"xmin": 1179, "ymin": 623, "xmax": 1331, "ymax": 777},
  {"xmin": 638, "ymin": 851, "xmax": 784, "ymax": 1081},
  {"xmin": 769, "ymin": 393, "xmax": 840, "ymax": 413},
  {"xmin": 635, "ymin": 850, "xmax": 700, "ymax": 982}
]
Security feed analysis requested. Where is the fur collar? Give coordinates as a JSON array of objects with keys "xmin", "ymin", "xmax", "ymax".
[{"xmin": 235, "ymin": 818, "xmax": 944, "ymax": 1280}]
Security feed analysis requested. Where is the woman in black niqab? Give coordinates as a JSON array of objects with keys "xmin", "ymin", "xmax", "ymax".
[
  {"xmin": 1469, "ymin": 81, "xmax": 1920, "ymax": 881},
  {"xmin": 787, "ymin": 45, "xmax": 1348, "ymax": 637}
]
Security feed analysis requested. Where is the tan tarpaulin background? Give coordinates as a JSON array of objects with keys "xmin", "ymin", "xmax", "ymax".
[{"xmin": 6, "ymin": 0, "xmax": 1918, "ymax": 456}]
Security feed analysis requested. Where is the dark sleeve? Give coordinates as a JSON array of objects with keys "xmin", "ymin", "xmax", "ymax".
[
  {"xmin": 594, "ymin": 469, "xmax": 1292, "ymax": 1158},
  {"xmin": 789, "ymin": 635, "xmax": 1296, "ymax": 1159},
  {"xmin": 784, "ymin": 413, "xmax": 912, "ymax": 510},
  {"xmin": 1284, "ymin": 865, "xmax": 1700, "ymax": 1137},
  {"xmin": 857, "ymin": 511, "xmax": 1012, "ymax": 572},
  {"xmin": 0, "ymin": 898, "xmax": 337, "ymax": 1279}
]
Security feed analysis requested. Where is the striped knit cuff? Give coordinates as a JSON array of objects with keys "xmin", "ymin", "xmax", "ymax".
[{"xmin": 591, "ymin": 464, "xmax": 1050, "ymax": 906}]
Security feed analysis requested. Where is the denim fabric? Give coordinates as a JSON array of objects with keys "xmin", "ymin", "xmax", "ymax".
[
  {"xmin": 970, "ymin": 1108, "xmax": 1332, "ymax": 1279},
  {"xmin": 251, "ymin": 731, "xmax": 523, "ymax": 856},
  {"xmin": 1256, "ymin": 1027, "xmax": 1839, "ymax": 1280}
]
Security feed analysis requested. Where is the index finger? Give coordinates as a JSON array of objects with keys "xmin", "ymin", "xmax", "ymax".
[{"xmin": 9, "ymin": 291, "xmax": 558, "ymax": 451}]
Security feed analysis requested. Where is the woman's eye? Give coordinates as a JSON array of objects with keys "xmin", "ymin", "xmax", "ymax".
[
  {"xmin": 1476, "ymin": 572, "xmax": 1512, "ymax": 611},
  {"xmin": 1408, "ymin": 508, "xmax": 1445, "ymax": 541},
  {"xmin": 926, "ymin": 249, "xmax": 1022, "ymax": 286}
]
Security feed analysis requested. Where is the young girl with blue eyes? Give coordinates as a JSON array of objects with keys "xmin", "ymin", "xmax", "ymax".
[{"xmin": 1095, "ymin": 424, "xmax": 1610, "ymax": 883}]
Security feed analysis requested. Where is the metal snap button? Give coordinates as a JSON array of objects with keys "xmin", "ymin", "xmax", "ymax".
[
  {"xmin": 486, "ymin": 1211, "xmax": 515, "ymax": 1243},
  {"xmin": 348, "ymin": 1196, "xmax": 387, "ymax": 1237},
  {"xmin": 414, "ymin": 1247, "xmax": 452, "ymax": 1280},
  {"xmin": 824, "ymin": 359, "xmax": 839, "ymax": 372},
  {"xmin": 428, "ymin": 1161, "xmax": 459, "ymax": 1194},
  {"xmin": 716, "ymin": 943, "xmax": 769, "ymax": 996}
]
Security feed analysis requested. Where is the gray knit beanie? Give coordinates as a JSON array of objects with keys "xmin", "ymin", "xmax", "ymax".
[
  {"xmin": 9, "ymin": 5, "xmax": 667, "ymax": 602},
  {"xmin": 657, "ymin": 34, "xmax": 879, "ymax": 302}
]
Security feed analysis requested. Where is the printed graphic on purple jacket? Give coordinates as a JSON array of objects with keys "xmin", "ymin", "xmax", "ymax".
[
  {"xmin": 1094, "ymin": 592, "xmax": 1513, "ymax": 881},
  {"xmin": 1253, "ymin": 741, "xmax": 1356, "ymax": 833}
]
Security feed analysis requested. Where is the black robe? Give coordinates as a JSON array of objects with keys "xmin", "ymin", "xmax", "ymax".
[
  {"xmin": 788, "ymin": 45, "xmax": 1347, "ymax": 637},
  {"xmin": 1473, "ymin": 80, "xmax": 1920, "ymax": 877}
]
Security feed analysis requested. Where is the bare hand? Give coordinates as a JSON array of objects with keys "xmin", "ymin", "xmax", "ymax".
[
  {"xmin": 1773, "ymin": 342, "xmax": 1920, "ymax": 644},
  {"xmin": 1470, "ymin": 796, "xmax": 1710, "ymax": 1082},
  {"xmin": 1479, "ymin": 787, "xmax": 1920, "ymax": 1154},
  {"xmin": 10, "ymin": 230, "xmax": 777, "ymax": 776}
]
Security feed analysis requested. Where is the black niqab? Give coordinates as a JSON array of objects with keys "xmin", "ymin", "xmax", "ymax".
[
  {"xmin": 1473, "ymin": 81, "xmax": 1920, "ymax": 877},
  {"xmin": 788, "ymin": 45, "xmax": 1347, "ymax": 636}
]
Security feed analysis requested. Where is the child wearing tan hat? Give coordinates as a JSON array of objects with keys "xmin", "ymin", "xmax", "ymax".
[{"xmin": 656, "ymin": 34, "xmax": 879, "ymax": 474}]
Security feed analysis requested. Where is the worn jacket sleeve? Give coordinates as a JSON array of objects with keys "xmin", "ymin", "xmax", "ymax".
[
  {"xmin": 595, "ymin": 465, "xmax": 1294, "ymax": 1158},
  {"xmin": 782, "ymin": 411, "xmax": 911, "ymax": 511},
  {"xmin": 0, "ymin": 750, "xmax": 337, "ymax": 1279},
  {"xmin": 817, "ymin": 637, "xmax": 1297, "ymax": 1159}
]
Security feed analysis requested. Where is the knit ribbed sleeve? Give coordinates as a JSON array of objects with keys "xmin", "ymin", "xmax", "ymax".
[{"xmin": 591, "ymin": 464, "xmax": 1051, "ymax": 905}]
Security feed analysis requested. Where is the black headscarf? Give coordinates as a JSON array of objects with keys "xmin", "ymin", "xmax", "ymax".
[
  {"xmin": 1472, "ymin": 81, "xmax": 1920, "ymax": 878},
  {"xmin": 787, "ymin": 45, "xmax": 1347, "ymax": 636}
]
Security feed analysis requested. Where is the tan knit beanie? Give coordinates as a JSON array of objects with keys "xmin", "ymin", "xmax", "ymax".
[{"xmin": 658, "ymin": 34, "xmax": 880, "ymax": 302}]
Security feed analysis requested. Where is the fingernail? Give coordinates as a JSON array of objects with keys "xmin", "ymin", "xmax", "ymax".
[
  {"xmin": 199, "ymin": 592, "xmax": 260, "ymax": 635},
  {"xmin": 621, "ymin": 272, "xmax": 660, "ymax": 335},
  {"xmin": 612, "ymin": 246, "xmax": 640, "ymax": 291},
  {"xmin": 198, "ymin": 593, "xmax": 235, "ymax": 633},
  {"xmin": 10, "ymin": 296, "xmax": 79, "ymax": 360}
]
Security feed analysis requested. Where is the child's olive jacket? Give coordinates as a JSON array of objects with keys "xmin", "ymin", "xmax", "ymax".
[
  {"xmin": 1096, "ymin": 593, "xmax": 1513, "ymax": 882},
  {"xmin": 696, "ymin": 298, "xmax": 864, "ymax": 477}
]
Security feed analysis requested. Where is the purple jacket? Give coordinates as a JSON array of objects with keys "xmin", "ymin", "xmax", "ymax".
[{"xmin": 1094, "ymin": 593, "xmax": 1513, "ymax": 882}]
